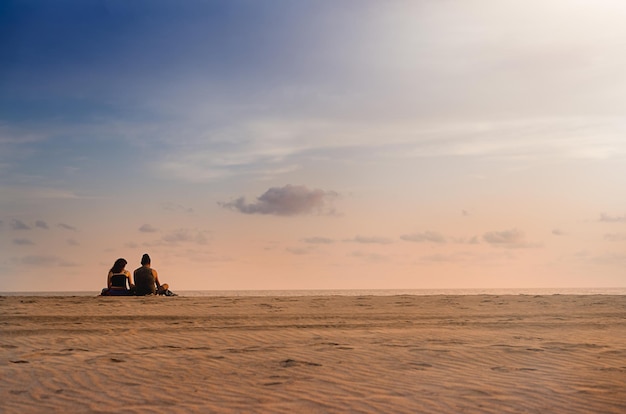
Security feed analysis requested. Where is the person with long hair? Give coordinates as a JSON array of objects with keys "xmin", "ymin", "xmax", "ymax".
[{"xmin": 103, "ymin": 258, "xmax": 134, "ymax": 296}]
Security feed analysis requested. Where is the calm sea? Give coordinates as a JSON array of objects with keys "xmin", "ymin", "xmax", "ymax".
[{"xmin": 1, "ymin": 288, "xmax": 625, "ymax": 297}]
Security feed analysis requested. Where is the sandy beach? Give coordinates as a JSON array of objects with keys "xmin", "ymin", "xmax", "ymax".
[{"xmin": 1, "ymin": 294, "xmax": 625, "ymax": 413}]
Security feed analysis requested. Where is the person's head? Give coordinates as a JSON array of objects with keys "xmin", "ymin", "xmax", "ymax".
[
  {"xmin": 141, "ymin": 253, "xmax": 151, "ymax": 266},
  {"xmin": 110, "ymin": 258, "xmax": 127, "ymax": 273}
]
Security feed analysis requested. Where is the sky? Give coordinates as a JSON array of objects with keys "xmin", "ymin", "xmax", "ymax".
[{"xmin": 1, "ymin": 0, "xmax": 625, "ymax": 292}]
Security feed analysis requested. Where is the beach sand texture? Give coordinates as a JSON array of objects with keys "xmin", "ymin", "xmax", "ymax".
[{"xmin": 1, "ymin": 294, "xmax": 625, "ymax": 413}]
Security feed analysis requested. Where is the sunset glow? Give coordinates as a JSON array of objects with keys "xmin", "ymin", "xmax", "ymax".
[{"xmin": 1, "ymin": 1, "xmax": 625, "ymax": 291}]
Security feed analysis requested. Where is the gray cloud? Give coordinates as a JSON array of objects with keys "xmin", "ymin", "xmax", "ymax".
[
  {"xmin": 67, "ymin": 238, "xmax": 80, "ymax": 246},
  {"xmin": 482, "ymin": 229, "xmax": 540, "ymax": 249},
  {"xmin": 35, "ymin": 220, "xmax": 49, "ymax": 229},
  {"xmin": 219, "ymin": 185, "xmax": 338, "ymax": 216},
  {"xmin": 58, "ymin": 223, "xmax": 77, "ymax": 231},
  {"xmin": 346, "ymin": 235, "xmax": 394, "ymax": 245},
  {"xmin": 11, "ymin": 219, "xmax": 31, "ymax": 230},
  {"xmin": 13, "ymin": 238, "xmax": 34, "ymax": 245},
  {"xmin": 400, "ymin": 231, "xmax": 446, "ymax": 243},
  {"xmin": 600, "ymin": 213, "xmax": 626, "ymax": 223},
  {"xmin": 139, "ymin": 224, "xmax": 158, "ymax": 233},
  {"xmin": 302, "ymin": 237, "xmax": 334, "ymax": 244},
  {"xmin": 552, "ymin": 229, "xmax": 566, "ymax": 236}
]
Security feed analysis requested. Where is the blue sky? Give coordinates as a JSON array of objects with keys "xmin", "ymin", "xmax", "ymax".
[{"xmin": 2, "ymin": 0, "xmax": 626, "ymax": 291}]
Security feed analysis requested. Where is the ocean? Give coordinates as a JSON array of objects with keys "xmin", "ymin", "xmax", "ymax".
[{"xmin": 1, "ymin": 288, "xmax": 626, "ymax": 297}]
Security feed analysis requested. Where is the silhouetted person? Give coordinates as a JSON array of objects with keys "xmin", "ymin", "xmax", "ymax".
[{"xmin": 133, "ymin": 254, "xmax": 162, "ymax": 295}]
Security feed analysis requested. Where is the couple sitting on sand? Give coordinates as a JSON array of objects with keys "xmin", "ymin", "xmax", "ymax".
[{"xmin": 101, "ymin": 253, "xmax": 176, "ymax": 296}]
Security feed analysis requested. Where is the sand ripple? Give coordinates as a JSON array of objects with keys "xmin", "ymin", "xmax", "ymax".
[{"xmin": 1, "ymin": 295, "xmax": 625, "ymax": 413}]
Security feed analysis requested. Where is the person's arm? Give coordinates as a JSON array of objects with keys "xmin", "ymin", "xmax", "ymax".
[
  {"xmin": 126, "ymin": 270, "xmax": 134, "ymax": 289},
  {"xmin": 153, "ymin": 268, "xmax": 161, "ymax": 289},
  {"xmin": 107, "ymin": 271, "xmax": 113, "ymax": 288}
]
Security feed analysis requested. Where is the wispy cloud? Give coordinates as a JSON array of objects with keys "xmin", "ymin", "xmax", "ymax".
[
  {"xmin": 604, "ymin": 233, "xmax": 626, "ymax": 242},
  {"xmin": 599, "ymin": 213, "xmax": 626, "ymax": 223},
  {"xmin": 15, "ymin": 255, "xmax": 78, "ymax": 267},
  {"xmin": 162, "ymin": 202, "xmax": 194, "ymax": 213},
  {"xmin": 302, "ymin": 237, "xmax": 334, "ymax": 244},
  {"xmin": 58, "ymin": 223, "xmax": 77, "ymax": 231},
  {"xmin": 552, "ymin": 229, "xmax": 566, "ymax": 236},
  {"xmin": 452, "ymin": 236, "xmax": 480, "ymax": 245},
  {"xmin": 349, "ymin": 251, "xmax": 389, "ymax": 262},
  {"xmin": 286, "ymin": 247, "xmax": 309, "ymax": 255},
  {"xmin": 10, "ymin": 219, "xmax": 31, "ymax": 230},
  {"xmin": 482, "ymin": 229, "xmax": 540, "ymax": 249},
  {"xmin": 400, "ymin": 231, "xmax": 446, "ymax": 244},
  {"xmin": 219, "ymin": 185, "xmax": 338, "ymax": 216},
  {"xmin": 590, "ymin": 252, "xmax": 626, "ymax": 265},
  {"xmin": 156, "ymin": 116, "xmax": 626, "ymax": 185},
  {"xmin": 346, "ymin": 235, "xmax": 394, "ymax": 245},
  {"xmin": 13, "ymin": 238, "xmax": 34, "ymax": 245},
  {"xmin": 161, "ymin": 229, "xmax": 208, "ymax": 245}
]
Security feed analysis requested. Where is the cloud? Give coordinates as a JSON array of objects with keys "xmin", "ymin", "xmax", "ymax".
[
  {"xmin": 302, "ymin": 237, "xmax": 334, "ymax": 244},
  {"xmin": 590, "ymin": 252, "xmax": 626, "ymax": 265},
  {"xmin": 20, "ymin": 255, "xmax": 58, "ymax": 266},
  {"xmin": 346, "ymin": 235, "xmax": 394, "ymax": 245},
  {"xmin": 349, "ymin": 251, "xmax": 388, "ymax": 262},
  {"xmin": 67, "ymin": 238, "xmax": 80, "ymax": 246},
  {"xmin": 286, "ymin": 247, "xmax": 309, "ymax": 255},
  {"xmin": 482, "ymin": 229, "xmax": 540, "ymax": 249},
  {"xmin": 400, "ymin": 231, "xmax": 446, "ymax": 243},
  {"xmin": 600, "ymin": 213, "xmax": 626, "ymax": 223},
  {"xmin": 139, "ymin": 224, "xmax": 159, "ymax": 233},
  {"xmin": 604, "ymin": 233, "xmax": 626, "ymax": 242},
  {"xmin": 552, "ymin": 229, "xmax": 566, "ymax": 236},
  {"xmin": 35, "ymin": 220, "xmax": 49, "ymax": 229},
  {"xmin": 13, "ymin": 238, "xmax": 34, "ymax": 245},
  {"xmin": 219, "ymin": 185, "xmax": 338, "ymax": 216},
  {"xmin": 162, "ymin": 229, "xmax": 208, "ymax": 245},
  {"xmin": 59, "ymin": 261, "xmax": 80, "ymax": 267},
  {"xmin": 452, "ymin": 236, "xmax": 480, "ymax": 245},
  {"xmin": 58, "ymin": 223, "xmax": 77, "ymax": 231},
  {"xmin": 162, "ymin": 202, "xmax": 194, "ymax": 213},
  {"xmin": 420, "ymin": 252, "xmax": 473, "ymax": 263},
  {"xmin": 11, "ymin": 219, "xmax": 31, "ymax": 230}
]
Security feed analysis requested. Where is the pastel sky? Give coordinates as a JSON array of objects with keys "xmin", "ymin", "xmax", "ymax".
[{"xmin": 2, "ymin": 0, "xmax": 625, "ymax": 292}]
